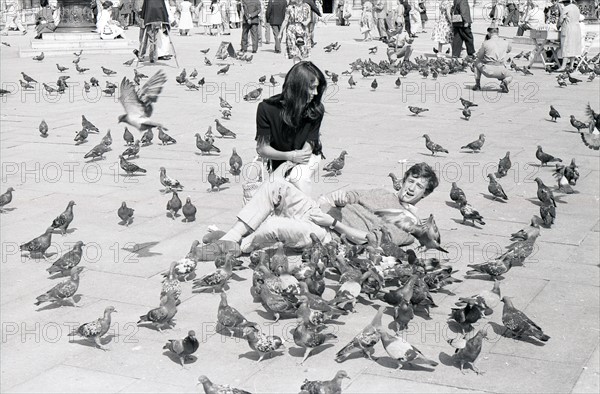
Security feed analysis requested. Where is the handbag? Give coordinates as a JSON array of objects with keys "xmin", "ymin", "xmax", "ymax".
[
  {"xmin": 295, "ymin": 34, "xmax": 305, "ymax": 46},
  {"xmin": 451, "ymin": 5, "xmax": 463, "ymax": 24}
]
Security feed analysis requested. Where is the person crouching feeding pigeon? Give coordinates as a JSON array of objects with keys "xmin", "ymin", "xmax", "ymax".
[
  {"xmin": 473, "ymin": 26, "xmax": 513, "ymax": 93},
  {"xmin": 386, "ymin": 23, "xmax": 414, "ymax": 65},
  {"xmin": 191, "ymin": 162, "xmax": 438, "ymax": 260}
]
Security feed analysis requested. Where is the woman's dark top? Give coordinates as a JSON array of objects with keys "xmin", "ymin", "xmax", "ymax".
[
  {"xmin": 255, "ymin": 97, "xmax": 323, "ymax": 171},
  {"xmin": 141, "ymin": 0, "xmax": 169, "ymax": 23}
]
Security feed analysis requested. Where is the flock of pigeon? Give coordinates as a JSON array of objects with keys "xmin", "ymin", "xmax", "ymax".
[{"xmin": 1, "ymin": 33, "xmax": 599, "ymax": 394}]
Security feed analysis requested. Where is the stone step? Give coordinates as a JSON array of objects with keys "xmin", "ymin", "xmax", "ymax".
[
  {"xmin": 42, "ymin": 32, "xmax": 101, "ymax": 41},
  {"xmin": 19, "ymin": 46, "xmax": 136, "ymax": 58},
  {"xmin": 30, "ymin": 39, "xmax": 134, "ymax": 50}
]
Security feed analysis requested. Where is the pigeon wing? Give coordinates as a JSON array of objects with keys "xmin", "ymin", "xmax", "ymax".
[{"xmin": 581, "ymin": 131, "xmax": 600, "ymax": 150}]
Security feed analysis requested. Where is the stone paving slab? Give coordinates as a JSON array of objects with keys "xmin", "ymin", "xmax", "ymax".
[{"xmin": 2, "ymin": 14, "xmax": 600, "ymax": 394}]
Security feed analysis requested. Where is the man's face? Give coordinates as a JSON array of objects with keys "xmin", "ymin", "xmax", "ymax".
[{"xmin": 399, "ymin": 175, "xmax": 428, "ymax": 205}]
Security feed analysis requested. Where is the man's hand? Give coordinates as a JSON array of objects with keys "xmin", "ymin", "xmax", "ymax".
[
  {"xmin": 309, "ymin": 209, "xmax": 335, "ymax": 227},
  {"xmin": 464, "ymin": 22, "xmax": 470, "ymax": 28}
]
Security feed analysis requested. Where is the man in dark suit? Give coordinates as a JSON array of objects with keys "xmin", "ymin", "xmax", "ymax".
[
  {"xmin": 242, "ymin": 0, "xmax": 262, "ymax": 53},
  {"xmin": 451, "ymin": 0, "xmax": 475, "ymax": 58},
  {"xmin": 266, "ymin": 0, "xmax": 287, "ymax": 53}
]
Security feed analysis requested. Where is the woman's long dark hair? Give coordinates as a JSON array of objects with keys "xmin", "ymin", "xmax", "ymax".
[{"xmin": 266, "ymin": 61, "xmax": 327, "ymax": 129}]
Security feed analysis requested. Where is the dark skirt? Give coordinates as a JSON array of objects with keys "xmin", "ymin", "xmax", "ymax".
[{"xmin": 419, "ymin": 3, "xmax": 428, "ymax": 22}]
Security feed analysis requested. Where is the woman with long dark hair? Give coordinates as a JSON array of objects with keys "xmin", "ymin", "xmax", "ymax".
[{"xmin": 255, "ymin": 60, "xmax": 327, "ymax": 196}]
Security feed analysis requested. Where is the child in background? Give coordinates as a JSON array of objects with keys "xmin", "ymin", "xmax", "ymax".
[
  {"xmin": 418, "ymin": 1, "xmax": 427, "ymax": 33},
  {"xmin": 360, "ymin": 1, "xmax": 375, "ymax": 41},
  {"xmin": 178, "ymin": 0, "xmax": 194, "ymax": 35}
]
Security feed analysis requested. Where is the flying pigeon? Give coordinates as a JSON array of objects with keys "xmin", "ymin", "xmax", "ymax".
[{"xmin": 118, "ymin": 69, "xmax": 168, "ymax": 131}]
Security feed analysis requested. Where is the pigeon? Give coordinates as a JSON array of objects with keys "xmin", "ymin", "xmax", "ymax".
[
  {"xmin": 42, "ymin": 83, "xmax": 57, "ymax": 94},
  {"xmin": 20, "ymin": 80, "xmax": 34, "ymax": 90},
  {"xmin": 450, "ymin": 182, "xmax": 467, "ymax": 205},
  {"xmin": 1, "ymin": 41, "xmax": 10, "ymax": 47},
  {"xmin": 219, "ymin": 96, "xmax": 232, "ymax": 109},
  {"xmin": 411, "ymin": 214, "xmax": 449, "ymax": 253},
  {"xmin": 81, "ymin": 115, "xmax": 99, "ymax": 133},
  {"xmin": 195, "ymin": 133, "xmax": 220, "ymax": 155},
  {"xmin": 408, "ymin": 106, "xmax": 429, "ymax": 116},
  {"xmin": 369, "ymin": 46, "xmax": 377, "ymax": 54},
  {"xmin": 189, "ymin": 68, "xmax": 198, "ymax": 79},
  {"xmin": 557, "ymin": 77, "xmax": 567, "ymax": 87},
  {"xmin": 73, "ymin": 56, "xmax": 81, "ymax": 64},
  {"xmin": 101, "ymin": 129, "xmax": 112, "ymax": 147},
  {"xmin": 379, "ymin": 330, "xmax": 439, "ymax": 369},
  {"xmin": 83, "ymin": 81, "xmax": 90, "ymax": 92},
  {"xmin": 229, "ymin": 148, "xmax": 243, "ymax": 175},
  {"xmin": 462, "ymin": 107, "xmax": 471, "ymax": 120},
  {"xmin": 241, "ymin": 327, "xmax": 285, "ymax": 363},
  {"xmin": 204, "ymin": 57, "xmax": 212, "ymax": 66},
  {"xmin": 217, "ymin": 64, "xmax": 230, "ymax": 75},
  {"xmin": 207, "ymin": 167, "xmax": 229, "ymax": 192},
  {"xmin": 197, "ymin": 376, "xmax": 251, "ymax": 394},
  {"xmin": 422, "ymin": 134, "xmax": 448, "ymax": 155},
  {"xmin": 450, "ymin": 297, "xmax": 488, "ymax": 333},
  {"xmin": 549, "ymin": 105, "xmax": 560, "ymax": 121},
  {"xmin": 497, "ymin": 152, "xmax": 511, "ymax": 178},
  {"xmin": 461, "ymin": 134, "xmax": 485, "ymax": 152},
  {"xmin": 35, "ymin": 267, "xmax": 83, "ymax": 307},
  {"xmin": 158, "ymin": 127, "xmax": 176, "ymax": 144},
  {"xmin": 217, "ymin": 291, "xmax": 257, "ymax": 337},
  {"xmin": 101, "ymin": 66, "xmax": 116, "ymax": 76},
  {"xmin": 118, "ymin": 69, "xmax": 168, "ymax": 131},
  {"xmin": 137, "ymin": 291, "xmax": 178, "ymax": 331},
  {"xmin": 163, "ymin": 330, "xmax": 199, "ymax": 367},
  {"xmin": 68, "ymin": 306, "xmax": 117, "ymax": 350},
  {"xmin": 73, "ymin": 49, "xmax": 83, "ymax": 56},
  {"xmin": 214, "ymin": 119, "xmax": 236, "ymax": 138},
  {"xmin": 540, "ymin": 202, "xmax": 556, "ymax": 227},
  {"xmin": 192, "ymin": 254, "xmax": 233, "ymax": 292},
  {"xmin": 20, "ymin": 227, "xmax": 54, "ymax": 258},
  {"xmin": 160, "ymin": 167, "xmax": 183, "ymax": 191},
  {"xmin": 460, "ymin": 97, "xmax": 478, "ymax": 109},
  {"xmin": 74, "ymin": 128, "xmax": 88, "ymax": 144},
  {"xmin": 197, "ymin": 77, "xmax": 205, "ymax": 87},
  {"xmin": 534, "ymin": 177, "xmax": 556, "ymax": 207},
  {"xmin": 258, "ymin": 283, "xmax": 298, "ymax": 322},
  {"xmin": 0, "ymin": 187, "xmax": 15, "ymax": 212},
  {"xmin": 459, "ymin": 200, "xmax": 485, "ymax": 226},
  {"xmin": 175, "ymin": 69, "xmax": 187, "ymax": 84},
  {"xmin": 293, "ymin": 321, "xmax": 338, "ymax": 365},
  {"xmin": 269, "ymin": 75, "xmax": 279, "ymax": 86},
  {"xmin": 84, "ymin": 143, "xmax": 110, "ymax": 160},
  {"xmin": 243, "ymin": 87, "xmax": 263, "ymax": 101},
  {"xmin": 141, "ymin": 128, "xmax": 154, "ymax": 145},
  {"xmin": 76, "ymin": 63, "xmax": 89, "ymax": 73},
  {"xmin": 323, "ymin": 150, "xmax": 348, "ymax": 176},
  {"xmin": 570, "ymin": 115, "xmax": 588, "ymax": 132},
  {"xmin": 487, "ymin": 174, "xmax": 508, "ymax": 200},
  {"xmin": 183, "ymin": 78, "xmax": 199, "ymax": 90},
  {"xmin": 47, "ymin": 241, "xmax": 85, "ymax": 276},
  {"xmin": 466, "ymin": 258, "xmax": 511, "ymax": 279},
  {"xmin": 536, "ymin": 145, "xmax": 562, "ymax": 167},
  {"xmin": 90, "ymin": 77, "xmax": 100, "ymax": 87},
  {"xmin": 123, "ymin": 58, "xmax": 135, "ymax": 66},
  {"xmin": 554, "ymin": 165, "xmax": 575, "ymax": 193},
  {"xmin": 335, "ymin": 306, "xmax": 384, "ymax": 362},
  {"xmin": 371, "ymin": 78, "xmax": 378, "ymax": 90},
  {"xmin": 118, "ymin": 201, "xmax": 134, "ymax": 225},
  {"xmin": 51, "ymin": 200, "xmax": 76, "ymax": 235},
  {"xmin": 119, "ymin": 155, "xmax": 146, "ymax": 175},
  {"xmin": 300, "ymin": 371, "xmax": 350, "ymax": 394},
  {"xmin": 348, "ymin": 75, "xmax": 356, "ymax": 88},
  {"xmin": 510, "ymin": 217, "xmax": 540, "ymax": 241},
  {"xmin": 56, "ymin": 63, "xmax": 69, "ymax": 72},
  {"xmin": 331, "ymin": 73, "xmax": 339, "ymax": 85},
  {"xmin": 388, "ymin": 172, "xmax": 402, "ymax": 191},
  {"xmin": 200, "ymin": 48, "xmax": 210, "ymax": 54},
  {"xmin": 449, "ymin": 328, "xmax": 487, "ymax": 374},
  {"xmin": 166, "ymin": 191, "xmax": 182, "ymax": 219},
  {"xmin": 32, "ymin": 52, "xmax": 45, "ymax": 61},
  {"xmin": 567, "ymin": 73, "xmax": 582, "ymax": 84},
  {"xmin": 588, "ymin": 73, "xmax": 596, "ymax": 82},
  {"xmin": 123, "ymin": 127, "xmax": 134, "ymax": 145},
  {"xmin": 221, "ymin": 109, "xmax": 231, "ymax": 119},
  {"xmin": 39, "ymin": 120, "xmax": 48, "ymax": 137},
  {"xmin": 102, "ymin": 86, "xmax": 116, "ymax": 96},
  {"xmin": 122, "ymin": 140, "xmax": 140, "ymax": 158},
  {"xmin": 502, "ymin": 297, "xmax": 550, "ymax": 342}
]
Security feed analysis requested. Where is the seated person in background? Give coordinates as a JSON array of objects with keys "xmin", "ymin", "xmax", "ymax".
[
  {"xmin": 34, "ymin": 0, "xmax": 60, "ymax": 39},
  {"xmin": 516, "ymin": 0, "xmax": 543, "ymax": 36},
  {"xmin": 96, "ymin": 0, "xmax": 126, "ymax": 39},
  {"xmin": 386, "ymin": 22, "xmax": 414, "ymax": 65},
  {"xmin": 191, "ymin": 162, "xmax": 439, "ymax": 260},
  {"xmin": 473, "ymin": 26, "xmax": 512, "ymax": 93}
]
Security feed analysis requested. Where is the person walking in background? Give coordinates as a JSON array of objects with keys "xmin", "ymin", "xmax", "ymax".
[
  {"xmin": 178, "ymin": 0, "xmax": 194, "ymax": 35},
  {"xmin": 306, "ymin": 0, "xmax": 322, "ymax": 47},
  {"xmin": 278, "ymin": 0, "xmax": 312, "ymax": 62},
  {"xmin": 451, "ymin": 0, "xmax": 475, "ymax": 58},
  {"xmin": 431, "ymin": 0, "xmax": 453, "ymax": 56},
  {"xmin": 504, "ymin": 1, "xmax": 519, "ymax": 26},
  {"xmin": 1, "ymin": 0, "xmax": 27, "ymax": 35},
  {"xmin": 241, "ymin": 0, "xmax": 261, "ymax": 52},
  {"xmin": 221, "ymin": 0, "xmax": 231, "ymax": 34},
  {"xmin": 556, "ymin": 0, "xmax": 582, "ymax": 71},
  {"xmin": 360, "ymin": 0, "xmax": 375, "ymax": 41},
  {"xmin": 418, "ymin": 0, "xmax": 427, "ymax": 32},
  {"xmin": 375, "ymin": 0, "xmax": 388, "ymax": 42},
  {"xmin": 408, "ymin": 0, "xmax": 421, "ymax": 35},
  {"xmin": 342, "ymin": 0, "xmax": 353, "ymax": 26},
  {"xmin": 266, "ymin": 0, "xmax": 287, "ymax": 53},
  {"xmin": 489, "ymin": 0, "xmax": 506, "ymax": 27},
  {"xmin": 230, "ymin": 0, "xmax": 242, "ymax": 28},
  {"xmin": 259, "ymin": 0, "xmax": 271, "ymax": 45},
  {"xmin": 401, "ymin": 0, "xmax": 413, "ymax": 37}
]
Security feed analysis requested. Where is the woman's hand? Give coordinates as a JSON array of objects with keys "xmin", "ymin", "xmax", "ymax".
[
  {"xmin": 309, "ymin": 209, "xmax": 335, "ymax": 227},
  {"xmin": 329, "ymin": 190, "xmax": 348, "ymax": 207},
  {"xmin": 290, "ymin": 143, "xmax": 312, "ymax": 164}
]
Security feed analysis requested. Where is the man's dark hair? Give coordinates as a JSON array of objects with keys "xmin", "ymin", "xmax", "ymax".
[
  {"xmin": 40, "ymin": 0, "xmax": 49, "ymax": 7},
  {"xmin": 403, "ymin": 162, "xmax": 439, "ymax": 196}
]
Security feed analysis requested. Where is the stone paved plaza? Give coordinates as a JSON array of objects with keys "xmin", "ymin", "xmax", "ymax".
[{"xmin": 1, "ymin": 12, "xmax": 599, "ymax": 393}]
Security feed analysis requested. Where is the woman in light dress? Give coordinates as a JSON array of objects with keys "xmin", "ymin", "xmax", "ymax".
[
  {"xmin": 229, "ymin": 0, "xmax": 241, "ymax": 28},
  {"xmin": 198, "ymin": 0, "xmax": 222, "ymax": 34},
  {"xmin": 431, "ymin": 0, "xmax": 452, "ymax": 55},
  {"xmin": 96, "ymin": 0, "xmax": 125, "ymax": 39},
  {"xmin": 556, "ymin": 0, "xmax": 582, "ymax": 71},
  {"xmin": 278, "ymin": 0, "xmax": 312, "ymax": 63},
  {"xmin": 178, "ymin": 0, "xmax": 194, "ymax": 35}
]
